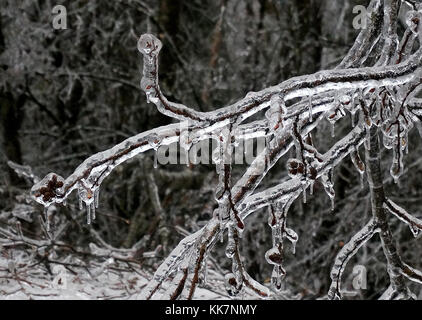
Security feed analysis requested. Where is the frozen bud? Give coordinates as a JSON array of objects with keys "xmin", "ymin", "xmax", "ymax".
[
  {"xmin": 78, "ymin": 186, "xmax": 94, "ymax": 209},
  {"xmin": 351, "ymin": 151, "xmax": 365, "ymax": 173},
  {"xmin": 405, "ymin": 11, "xmax": 420, "ymax": 33},
  {"xmin": 327, "ymin": 109, "xmax": 343, "ymax": 123},
  {"xmin": 137, "ymin": 34, "xmax": 162, "ymax": 56},
  {"xmin": 287, "ymin": 158, "xmax": 305, "ymax": 178},
  {"xmin": 225, "ymin": 241, "xmax": 235, "ymax": 259},
  {"xmin": 265, "ymin": 247, "xmax": 283, "ymax": 266},
  {"xmin": 224, "ymin": 273, "xmax": 241, "ymax": 296},
  {"xmin": 340, "ymin": 95, "xmax": 351, "ymax": 105},
  {"xmin": 146, "ymin": 134, "xmax": 161, "ymax": 149},
  {"xmin": 140, "ymin": 77, "xmax": 155, "ymax": 95},
  {"xmin": 308, "ymin": 166, "xmax": 318, "ymax": 180},
  {"xmin": 31, "ymin": 173, "xmax": 65, "ymax": 206}
]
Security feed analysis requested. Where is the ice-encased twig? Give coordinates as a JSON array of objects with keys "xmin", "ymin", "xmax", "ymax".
[
  {"xmin": 338, "ymin": 0, "xmax": 383, "ymax": 69},
  {"xmin": 384, "ymin": 198, "xmax": 422, "ymax": 237},
  {"xmin": 239, "ymin": 125, "xmax": 367, "ymax": 217},
  {"xmin": 328, "ymin": 218, "xmax": 379, "ymax": 300},
  {"xmin": 139, "ymin": 219, "xmax": 220, "ymax": 300},
  {"xmin": 401, "ymin": 263, "xmax": 422, "ymax": 284}
]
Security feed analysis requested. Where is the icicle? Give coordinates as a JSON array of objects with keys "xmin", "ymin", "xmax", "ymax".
[
  {"xmin": 86, "ymin": 203, "xmax": 91, "ymax": 225},
  {"xmin": 44, "ymin": 206, "xmax": 50, "ymax": 232},
  {"xmin": 271, "ymin": 265, "xmax": 286, "ymax": 291},
  {"xmin": 321, "ymin": 173, "xmax": 335, "ymax": 212},
  {"xmin": 203, "ymin": 253, "xmax": 208, "ymax": 285},
  {"xmin": 153, "ymin": 148, "xmax": 158, "ymax": 168},
  {"xmin": 215, "ymin": 207, "xmax": 224, "ymax": 242},
  {"xmin": 91, "ymin": 202, "xmax": 96, "ymax": 221},
  {"xmin": 79, "ymin": 196, "xmax": 83, "ymax": 210},
  {"xmin": 360, "ymin": 173, "xmax": 364, "ymax": 189},
  {"xmin": 350, "ymin": 148, "xmax": 365, "ymax": 176},
  {"xmin": 310, "ymin": 181, "xmax": 314, "ymax": 195},
  {"xmin": 351, "ymin": 112, "xmax": 355, "ymax": 127},
  {"xmin": 308, "ymin": 95, "xmax": 313, "ymax": 122},
  {"xmin": 330, "ymin": 196, "xmax": 335, "ymax": 211},
  {"xmin": 94, "ymin": 188, "xmax": 99, "ymax": 209},
  {"xmin": 267, "ymin": 206, "xmax": 276, "ymax": 227},
  {"xmin": 179, "ymin": 129, "xmax": 191, "ymax": 167},
  {"xmin": 285, "ymin": 227, "xmax": 298, "ymax": 254},
  {"xmin": 291, "ymin": 239, "xmax": 297, "ymax": 255},
  {"xmin": 410, "ymin": 225, "xmax": 421, "ymax": 238},
  {"xmin": 216, "ymin": 187, "xmax": 230, "ymax": 233},
  {"xmin": 303, "ymin": 184, "xmax": 307, "ymax": 204},
  {"xmin": 265, "ymin": 135, "xmax": 272, "ymax": 170},
  {"xmin": 271, "ymin": 224, "xmax": 279, "ymax": 248},
  {"xmin": 225, "ymin": 226, "xmax": 236, "ymax": 259},
  {"xmin": 390, "ymin": 148, "xmax": 403, "ymax": 183},
  {"xmin": 331, "ymin": 123, "xmax": 335, "ymax": 138}
]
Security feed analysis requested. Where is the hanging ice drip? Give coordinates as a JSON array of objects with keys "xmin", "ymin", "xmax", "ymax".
[
  {"xmin": 320, "ymin": 170, "xmax": 335, "ymax": 211},
  {"xmin": 77, "ymin": 182, "xmax": 98, "ymax": 225},
  {"xmin": 326, "ymin": 95, "xmax": 347, "ymax": 138},
  {"xmin": 179, "ymin": 126, "xmax": 192, "ymax": 166},
  {"xmin": 265, "ymin": 201, "xmax": 297, "ymax": 291},
  {"xmin": 30, "ymin": 173, "xmax": 66, "ymax": 232},
  {"xmin": 147, "ymin": 134, "xmax": 162, "ymax": 169},
  {"xmin": 350, "ymin": 147, "xmax": 366, "ymax": 188}
]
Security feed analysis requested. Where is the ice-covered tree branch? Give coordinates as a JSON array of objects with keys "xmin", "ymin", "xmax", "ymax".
[{"xmin": 28, "ymin": 0, "xmax": 422, "ymax": 300}]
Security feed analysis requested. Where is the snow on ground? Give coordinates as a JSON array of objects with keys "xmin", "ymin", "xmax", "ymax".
[{"xmin": 0, "ymin": 248, "xmax": 240, "ymax": 300}]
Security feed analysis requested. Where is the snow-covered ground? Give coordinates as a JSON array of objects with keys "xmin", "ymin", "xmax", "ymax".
[{"xmin": 0, "ymin": 247, "xmax": 235, "ymax": 300}]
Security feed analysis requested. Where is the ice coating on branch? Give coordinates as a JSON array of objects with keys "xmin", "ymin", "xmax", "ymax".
[
  {"xmin": 140, "ymin": 78, "xmax": 156, "ymax": 104},
  {"xmin": 401, "ymin": 263, "xmax": 422, "ymax": 285},
  {"xmin": 139, "ymin": 221, "xmax": 211, "ymax": 299},
  {"xmin": 266, "ymin": 94, "xmax": 285, "ymax": 131},
  {"xmin": 328, "ymin": 219, "xmax": 378, "ymax": 300},
  {"xmin": 405, "ymin": 10, "xmax": 421, "ymax": 35},
  {"xmin": 350, "ymin": 148, "xmax": 366, "ymax": 179},
  {"xmin": 31, "ymin": 173, "xmax": 65, "ymax": 207},
  {"xmin": 225, "ymin": 226, "xmax": 236, "ymax": 259},
  {"xmin": 384, "ymin": 199, "xmax": 422, "ymax": 238},
  {"xmin": 137, "ymin": 33, "xmax": 162, "ymax": 56}
]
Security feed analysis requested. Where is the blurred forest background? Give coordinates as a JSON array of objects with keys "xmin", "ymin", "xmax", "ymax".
[{"xmin": 0, "ymin": 0, "xmax": 421, "ymax": 299}]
